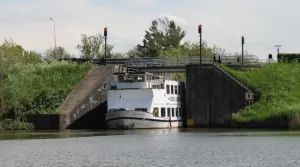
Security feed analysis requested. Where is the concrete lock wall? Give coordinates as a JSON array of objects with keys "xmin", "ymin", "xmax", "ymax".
[
  {"xmin": 186, "ymin": 64, "xmax": 248, "ymax": 127},
  {"xmin": 59, "ymin": 65, "xmax": 120, "ymax": 130}
]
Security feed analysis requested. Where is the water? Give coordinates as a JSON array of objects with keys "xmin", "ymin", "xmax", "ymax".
[{"xmin": 0, "ymin": 129, "xmax": 299, "ymax": 167}]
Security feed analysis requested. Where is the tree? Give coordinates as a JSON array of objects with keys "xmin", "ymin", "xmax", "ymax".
[
  {"xmin": 76, "ymin": 33, "xmax": 114, "ymax": 60},
  {"xmin": 137, "ymin": 17, "xmax": 186, "ymax": 57},
  {"xmin": 125, "ymin": 46, "xmax": 140, "ymax": 58},
  {"xmin": 0, "ymin": 38, "xmax": 42, "ymax": 65},
  {"xmin": 44, "ymin": 46, "xmax": 72, "ymax": 61}
]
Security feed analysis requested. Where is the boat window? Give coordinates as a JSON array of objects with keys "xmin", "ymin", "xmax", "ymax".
[
  {"xmin": 161, "ymin": 107, "xmax": 166, "ymax": 117},
  {"xmin": 179, "ymin": 108, "xmax": 182, "ymax": 117},
  {"xmin": 178, "ymin": 85, "xmax": 181, "ymax": 95},
  {"xmin": 151, "ymin": 76, "xmax": 160, "ymax": 80},
  {"xmin": 171, "ymin": 85, "xmax": 174, "ymax": 94},
  {"xmin": 167, "ymin": 108, "xmax": 170, "ymax": 117},
  {"xmin": 166, "ymin": 85, "xmax": 170, "ymax": 94},
  {"xmin": 176, "ymin": 108, "xmax": 178, "ymax": 117},
  {"xmin": 118, "ymin": 75, "xmax": 145, "ymax": 83},
  {"xmin": 152, "ymin": 85, "xmax": 162, "ymax": 89},
  {"xmin": 153, "ymin": 107, "xmax": 159, "ymax": 117},
  {"xmin": 161, "ymin": 83, "xmax": 164, "ymax": 89},
  {"xmin": 174, "ymin": 86, "xmax": 178, "ymax": 94},
  {"xmin": 172, "ymin": 108, "xmax": 174, "ymax": 117}
]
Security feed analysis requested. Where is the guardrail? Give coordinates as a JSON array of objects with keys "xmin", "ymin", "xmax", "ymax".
[{"xmin": 59, "ymin": 56, "xmax": 276, "ymax": 68}]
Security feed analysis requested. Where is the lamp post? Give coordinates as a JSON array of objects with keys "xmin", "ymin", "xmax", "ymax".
[
  {"xmin": 274, "ymin": 45, "xmax": 281, "ymax": 55},
  {"xmin": 50, "ymin": 18, "xmax": 57, "ymax": 59}
]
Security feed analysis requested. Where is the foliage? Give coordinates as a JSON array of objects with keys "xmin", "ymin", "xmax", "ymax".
[
  {"xmin": 278, "ymin": 53, "xmax": 300, "ymax": 63},
  {"xmin": 2, "ymin": 62, "xmax": 92, "ymax": 117},
  {"xmin": 137, "ymin": 17, "xmax": 186, "ymax": 57},
  {"xmin": 44, "ymin": 46, "xmax": 72, "ymax": 61},
  {"xmin": 220, "ymin": 63, "xmax": 300, "ymax": 122},
  {"xmin": 0, "ymin": 119, "xmax": 34, "ymax": 130},
  {"xmin": 76, "ymin": 33, "xmax": 114, "ymax": 60},
  {"xmin": 0, "ymin": 38, "xmax": 42, "ymax": 66}
]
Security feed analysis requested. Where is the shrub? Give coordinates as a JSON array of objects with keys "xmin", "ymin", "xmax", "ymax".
[{"xmin": 278, "ymin": 53, "xmax": 300, "ymax": 63}]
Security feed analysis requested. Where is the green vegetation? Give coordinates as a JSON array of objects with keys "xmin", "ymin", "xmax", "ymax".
[
  {"xmin": 278, "ymin": 53, "xmax": 300, "ymax": 63},
  {"xmin": 3, "ymin": 62, "xmax": 92, "ymax": 115},
  {"xmin": 220, "ymin": 63, "xmax": 300, "ymax": 123},
  {"xmin": 0, "ymin": 39, "xmax": 93, "ymax": 130}
]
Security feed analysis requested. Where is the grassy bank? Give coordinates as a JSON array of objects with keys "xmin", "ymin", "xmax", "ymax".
[
  {"xmin": 220, "ymin": 63, "xmax": 300, "ymax": 123},
  {"xmin": 0, "ymin": 61, "xmax": 92, "ymax": 129}
]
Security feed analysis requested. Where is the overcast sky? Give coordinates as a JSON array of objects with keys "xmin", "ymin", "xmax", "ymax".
[{"xmin": 0, "ymin": 0, "xmax": 299, "ymax": 59}]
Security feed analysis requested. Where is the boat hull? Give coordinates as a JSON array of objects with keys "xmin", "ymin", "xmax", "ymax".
[{"xmin": 105, "ymin": 110, "xmax": 183, "ymax": 129}]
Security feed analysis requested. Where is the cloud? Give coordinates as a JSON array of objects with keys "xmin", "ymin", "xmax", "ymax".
[
  {"xmin": 159, "ymin": 14, "xmax": 186, "ymax": 25},
  {"xmin": 0, "ymin": 0, "xmax": 299, "ymax": 59}
]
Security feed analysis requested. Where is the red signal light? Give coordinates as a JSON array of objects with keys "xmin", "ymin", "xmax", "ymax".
[
  {"xmin": 104, "ymin": 27, "xmax": 107, "ymax": 37},
  {"xmin": 198, "ymin": 25, "xmax": 202, "ymax": 34}
]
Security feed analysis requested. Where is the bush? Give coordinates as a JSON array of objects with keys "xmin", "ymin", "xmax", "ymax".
[
  {"xmin": 0, "ymin": 119, "xmax": 34, "ymax": 130},
  {"xmin": 1, "ymin": 61, "xmax": 92, "ymax": 117},
  {"xmin": 278, "ymin": 53, "xmax": 300, "ymax": 63}
]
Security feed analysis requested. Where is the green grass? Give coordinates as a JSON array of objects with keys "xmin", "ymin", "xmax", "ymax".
[
  {"xmin": 220, "ymin": 63, "xmax": 300, "ymax": 122},
  {"xmin": 2, "ymin": 61, "xmax": 92, "ymax": 116}
]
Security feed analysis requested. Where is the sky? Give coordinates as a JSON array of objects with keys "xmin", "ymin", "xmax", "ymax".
[{"xmin": 0, "ymin": 0, "xmax": 299, "ymax": 59}]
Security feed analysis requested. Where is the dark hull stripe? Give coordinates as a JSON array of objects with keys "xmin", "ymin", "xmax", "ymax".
[{"xmin": 106, "ymin": 117, "xmax": 184, "ymax": 123}]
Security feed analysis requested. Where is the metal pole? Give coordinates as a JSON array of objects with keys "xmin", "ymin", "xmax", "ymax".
[
  {"xmin": 198, "ymin": 25, "xmax": 202, "ymax": 65},
  {"xmin": 200, "ymin": 33, "xmax": 202, "ymax": 65},
  {"xmin": 274, "ymin": 45, "xmax": 281, "ymax": 56},
  {"xmin": 241, "ymin": 36, "xmax": 244, "ymax": 65},
  {"xmin": 104, "ymin": 36, "xmax": 107, "ymax": 66},
  {"xmin": 50, "ymin": 18, "xmax": 57, "ymax": 59}
]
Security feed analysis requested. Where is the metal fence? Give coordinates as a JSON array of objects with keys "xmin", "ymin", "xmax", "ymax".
[
  {"xmin": 124, "ymin": 56, "xmax": 276, "ymax": 68},
  {"xmin": 60, "ymin": 55, "xmax": 276, "ymax": 68}
]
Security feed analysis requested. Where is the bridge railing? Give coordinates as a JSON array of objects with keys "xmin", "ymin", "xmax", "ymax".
[{"xmin": 59, "ymin": 56, "xmax": 276, "ymax": 68}]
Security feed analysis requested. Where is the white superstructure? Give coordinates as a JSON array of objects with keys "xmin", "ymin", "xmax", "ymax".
[{"xmin": 105, "ymin": 72, "xmax": 185, "ymax": 129}]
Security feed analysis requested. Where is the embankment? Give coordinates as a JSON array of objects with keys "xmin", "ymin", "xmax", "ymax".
[
  {"xmin": 1, "ymin": 62, "xmax": 93, "ymax": 130},
  {"xmin": 220, "ymin": 63, "xmax": 300, "ymax": 129}
]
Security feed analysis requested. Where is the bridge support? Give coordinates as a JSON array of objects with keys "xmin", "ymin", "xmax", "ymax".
[{"xmin": 185, "ymin": 64, "xmax": 249, "ymax": 128}]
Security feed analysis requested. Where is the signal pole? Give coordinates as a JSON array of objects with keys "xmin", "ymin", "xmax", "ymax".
[
  {"xmin": 241, "ymin": 36, "xmax": 244, "ymax": 65},
  {"xmin": 104, "ymin": 27, "xmax": 107, "ymax": 66},
  {"xmin": 198, "ymin": 25, "xmax": 202, "ymax": 65}
]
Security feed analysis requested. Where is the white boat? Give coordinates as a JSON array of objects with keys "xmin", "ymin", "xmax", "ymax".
[{"xmin": 105, "ymin": 72, "xmax": 185, "ymax": 129}]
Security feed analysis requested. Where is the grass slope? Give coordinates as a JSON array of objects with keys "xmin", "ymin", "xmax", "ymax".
[
  {"xmin": 220, "ymin": 63, "xmax": 300, "ymax": 122},
  {"xmin": 2, "ymin": 62, "xmax": 92, "ymax": 115}
]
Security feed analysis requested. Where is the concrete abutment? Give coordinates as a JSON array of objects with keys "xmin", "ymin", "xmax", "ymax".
[{"xmin": 185, "ymin": 64, "xmax": 250, "ymax": 128}]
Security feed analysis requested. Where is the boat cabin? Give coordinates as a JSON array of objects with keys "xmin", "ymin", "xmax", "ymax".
[{"xmin": 110, "ymin": 72, "xmax": 169, "ymax": 90}]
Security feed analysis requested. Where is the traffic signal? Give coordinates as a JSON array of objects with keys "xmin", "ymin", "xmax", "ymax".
[
  {"xmin": 198, "ymin": 25, "xmax": 202, "ymax": 34},
  {"xmin": 104, "ymin": 27, "xmax": 107, "ymax": 37}
]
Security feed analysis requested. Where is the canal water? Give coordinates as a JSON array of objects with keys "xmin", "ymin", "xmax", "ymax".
[{"xmin": 0, "ymin": 129, "xmax": 299, "ymax": 167}]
